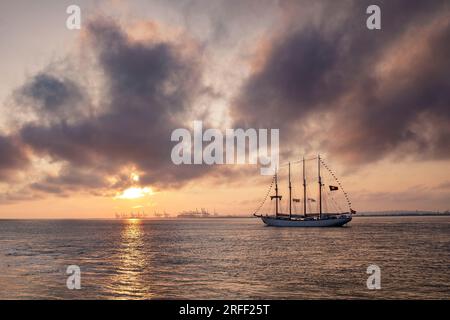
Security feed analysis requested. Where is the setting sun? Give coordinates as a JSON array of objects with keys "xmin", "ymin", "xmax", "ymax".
[{"xmin": 115, "ymin": 187, "xmax": 153, "ymax": 200}]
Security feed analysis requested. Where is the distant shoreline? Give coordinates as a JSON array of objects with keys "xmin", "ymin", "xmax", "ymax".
[
  {"xmin": 174, "ymin": 212, "xmax": 450, "ymax": 218},
  {"xmin": 353, "ymin": 213, "xmax": 450, "ymax": 217},
  {"xmin": 1, "ymin": 213, "xmax": 449, "ymax": 220},
  {"xmin": 175, "ymin": 213, "xmax": 450, "ymax": 219}
]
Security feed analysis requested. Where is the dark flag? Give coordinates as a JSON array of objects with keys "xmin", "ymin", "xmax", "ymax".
[
  {"xmin": 329, "ymin": 185, "xmax": 339, "ymax": 191},
  {"xmin": 293, "ymin": 199, "xmax": 301, "ymax": 203},
  {"xmin": 307, "ymin": 198, "xmax": 316, "ymax": 202}
]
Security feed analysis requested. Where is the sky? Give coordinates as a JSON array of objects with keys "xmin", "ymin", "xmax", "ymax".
[{"xmin": 0, "ymin": 0, "xmax": 449, "ymax": 218}]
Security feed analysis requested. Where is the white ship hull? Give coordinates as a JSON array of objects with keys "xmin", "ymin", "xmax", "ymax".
[{"xmin": 261, "ymin": 215, "xmax": 352, "ymax": 227}]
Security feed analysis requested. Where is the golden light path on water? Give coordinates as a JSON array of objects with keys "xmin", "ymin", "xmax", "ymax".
[{"xmin": 109, "ymin": 219, "xmax": 151, "ymax": 298}]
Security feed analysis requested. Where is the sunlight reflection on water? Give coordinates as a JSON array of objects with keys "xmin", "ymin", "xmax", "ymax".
[
  {"xmin": 0, "ymin": 217, "xmax": 449, "ymax": 299},
  {"xmin": 108, "ymin": 219, "xmax": 151, "ymax": 298}
]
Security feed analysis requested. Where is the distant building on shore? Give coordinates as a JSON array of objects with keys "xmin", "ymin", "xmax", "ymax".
[{"xmin": 177, "ymin": 208, "xmax": 218, "ymax": 218}]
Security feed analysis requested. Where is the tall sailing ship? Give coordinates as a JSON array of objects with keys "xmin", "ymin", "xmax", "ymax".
[{"xmin": 254, "ymin": 155, "xmax": 355, "ymax": 227}]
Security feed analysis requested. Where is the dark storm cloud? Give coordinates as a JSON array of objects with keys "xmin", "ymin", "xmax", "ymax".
[
  {"xmin": 233, "ymin": 27, "xmax": 341, "ymax": 128},
  {"xmin": 0, "ymin": 135, "xmax": 28, "ymax": 180},
  {"xmin": 29, "ymin": 165, "xmax": 109, "ymax": 196},
  {"xmin": 14, "ymin": 17, "xmax": 210, "ymax": 194},
  {"xmin": 15, "ymin": 73, "xmax": 87, "ymax": 120},
  {"xmin": 232, "ymin": 0, "xmax": 450, "ymax": 164}
]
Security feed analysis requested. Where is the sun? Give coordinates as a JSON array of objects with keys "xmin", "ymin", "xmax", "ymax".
[{"xmin": 115, "ymin": 187, "xmax": 153, "ymax": 200}]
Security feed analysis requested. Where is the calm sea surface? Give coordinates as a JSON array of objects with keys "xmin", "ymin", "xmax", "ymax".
[{"xmin": 0, "ymin": 217, "xmax": 449, "ymax": 299}]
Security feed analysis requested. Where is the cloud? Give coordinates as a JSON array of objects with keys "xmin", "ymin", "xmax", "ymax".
[
  {"xmin": 0, "ymin": 135, "xmax": 29, "ymax": 180},
  {"xmin": 29, "ymin": 165, "xmax": 109, "ymax": 196},
  {"xmin": 14, "ymin": 73, "xmax": 88, "ymax": 123},
  {"xmin": 232, "ymin": 0, "xmax": 450, "ymax": 165},
  {"xmin": 8, "ymin": 17, "xmax": 213, "ymax": 197},
  {"xmin": 435, "ymin": 181, "xmax": 450, "ymax": 190}
]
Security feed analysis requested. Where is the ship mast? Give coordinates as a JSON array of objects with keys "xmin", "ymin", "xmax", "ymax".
[
  {"xmin": 288, "ymin": 162, "xmax": 292, "ymax": 219},
  {"xmin": 303, "ymin": 157, "xmax": 307, "ymax": 217},
  {"xmin": 275, "ymin": 169, "xmax": 279, "ymax": 217},
  {"xmin": 318, "ymin": 155, "xmax": 322, "ymax": 219},
  {"xmin": 271, "ymin": 167, "xmax": 282, "ymax": 218}
]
